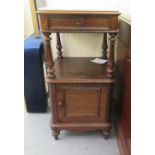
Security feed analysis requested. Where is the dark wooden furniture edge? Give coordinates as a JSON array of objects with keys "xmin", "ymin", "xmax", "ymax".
[
  {"xmin": 46, "ymin": 78, "xmax": 115, "ymax": 83},
  {"xmin": 113, "ymin": 17, "xmax": 131, "ymax": 155},
  {"xmin": 36, "ymin": 10, "xmax": 120, "ymax": 15},
  {"xmin": 116, "ymin": 122, "xmax": 130, "ymax": 155},
  {"xmin": 51, "ymin": 122, "xmax": 111, "ymax": 130},
  {"xmin": 40, "ymin": 29, "xmax": 119, "ymax": 33}
]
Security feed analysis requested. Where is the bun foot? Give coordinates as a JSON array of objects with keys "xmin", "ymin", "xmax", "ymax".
[
  {"xmin": 102, "ymin": 130, "xmax": 110, "ymax": 139},
  {"xmin": 52, "ymin": 130, "xmax": 60, "ymax": 140}
]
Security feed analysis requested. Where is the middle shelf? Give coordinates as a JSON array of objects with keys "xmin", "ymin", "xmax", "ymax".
[{"xmin": 46, "ymin": 57, "xmax": 115, "ymax": 83}]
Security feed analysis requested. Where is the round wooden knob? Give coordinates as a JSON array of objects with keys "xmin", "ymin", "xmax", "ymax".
[
  {"xmin": 58, "ymin": 101, "xmax": 63, "ymax": 106},
  {"xmin": 76, "ymin": 22, "xmax": 80, "ymax": 25}
]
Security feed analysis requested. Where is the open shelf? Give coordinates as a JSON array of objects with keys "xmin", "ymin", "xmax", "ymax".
[{"xmin": 46, "ymin": 57, "xmax": 115, "ymax": 83}]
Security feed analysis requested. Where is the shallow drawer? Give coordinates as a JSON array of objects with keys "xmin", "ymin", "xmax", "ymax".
[
  {"xmin": 49, "ymin": 16, "xmax": 110, "ymax": 28},
  {"xmin": 39, "ymin": 14, "xmax": 118, "ymax": 32}
]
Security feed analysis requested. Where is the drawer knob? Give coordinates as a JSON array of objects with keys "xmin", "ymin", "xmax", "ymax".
[
  {"xmin": 58, "ymin": 101, "xmax": 63, "ymax": 106},
  {"xmin": 76, "ymin": 22, "xmax": 80, "ymax": 25}
]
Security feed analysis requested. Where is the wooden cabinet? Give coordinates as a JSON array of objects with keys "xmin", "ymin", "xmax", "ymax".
[{"xmin": 37, "ymin": 10, "xmax": 120, "ymax": 140}]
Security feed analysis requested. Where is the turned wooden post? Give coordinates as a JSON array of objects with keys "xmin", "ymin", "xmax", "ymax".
[
  {"xmin": 106, "ymin": 33, "xmax": 117, "ymax": 78},
  {"xmin": 56, "ymin": 33, "xmax": 63, "ymax": 59},
  {"xmin": 43, "ymin": 32, "xmax": 55, "ymax": 78},
  {"xmin": 101, "ymin": 33, "xmax": 108, "ymax": 59}
]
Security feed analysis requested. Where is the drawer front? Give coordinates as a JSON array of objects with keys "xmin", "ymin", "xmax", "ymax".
[
  {"xmin": 56, "ymin": 84, "xmax": 111, "ymax": 122},
  {"xmin": 49, "ymin": 17, "xmax": 110, "ymax": 28},
  {"xmin": 39, "ymin": 15, "xmax": 118, "ymax": 32}
]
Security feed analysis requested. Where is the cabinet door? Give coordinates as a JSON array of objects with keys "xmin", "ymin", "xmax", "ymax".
[{"xmin": 56, "ymin": 84, "xmax": 110, "ymax": 122}]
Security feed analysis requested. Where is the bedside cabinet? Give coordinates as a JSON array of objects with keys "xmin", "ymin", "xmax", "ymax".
[{"xmin": 37, "ymin": 10, "xmax": 120, "ymax": 140}]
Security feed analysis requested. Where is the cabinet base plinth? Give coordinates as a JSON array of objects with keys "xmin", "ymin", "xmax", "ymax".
[{"xmin": 51, "ymin": 122, "xmax": 111, "ymax": 140}]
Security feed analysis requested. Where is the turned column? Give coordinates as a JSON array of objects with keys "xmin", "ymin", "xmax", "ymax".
[
  {"xmin": 56, "ymin": 33, "xmax": 63, "ymax": 59},
  {"xmin": 43, "ymin": 32, "xmax": 55, "ymax": 78},
  {"xmin": 106, "ymin": 33, "xmax": 117, "ymax": 78},
  {"xmin": 101, "ymin": 33, "xmax": 108, "ymax": 59}
]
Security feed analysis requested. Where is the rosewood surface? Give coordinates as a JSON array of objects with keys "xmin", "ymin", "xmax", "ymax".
[
  {"xmin": 114, "ymin": 19, "xmax": 131, "ymax": 155},
  {"xmin": 38, "ymin": 10, "xmax": 120, "ymax": 140}
]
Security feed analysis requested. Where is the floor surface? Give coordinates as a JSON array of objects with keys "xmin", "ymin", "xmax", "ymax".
[{"xmin": 24, "ymin": 112, "xmax": 120, "ymax": 155}]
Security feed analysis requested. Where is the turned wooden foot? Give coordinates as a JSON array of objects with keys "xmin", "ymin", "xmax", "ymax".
[
  {"xmin": 102, "ymin": 130, "xmax": 110, "ymax": 140},
  {"xmin": 102, "ymin": 122, "xmax": 111, "ymax": 140},
  {"xmin": 52, "ymin": 130, "xmax": 60, "ymax": 140}
]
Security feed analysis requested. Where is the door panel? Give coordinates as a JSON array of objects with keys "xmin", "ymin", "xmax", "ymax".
[
  {"xmin": 65, "ymin": 89, "xmax": 100, "ymax": 117},
  {"xmin": 56, "ymin": 84, "xmax": 110, "ymax": 122}
]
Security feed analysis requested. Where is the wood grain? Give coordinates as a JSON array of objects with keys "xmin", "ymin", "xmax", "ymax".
[
  {"xmin": 38, "ymin": 11, "xmax": 119, "ymax": 140},
  {"xmin": 36, "ymin": 10, "xmax": 120, "ymax": 15},
  {"xmin": 46, "ymin": 57, "xmax": 115, "ymax": 83},
  {"xmin": 39, "ymin": 13, "xmax": 119, "ymax": 32},
  {"xmin": 114, "ymin": 18, "xmax": 131, "ymax": 155}
]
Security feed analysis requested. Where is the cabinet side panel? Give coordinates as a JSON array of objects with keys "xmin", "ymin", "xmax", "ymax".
[
  {"xmin": 100, "ymin": 85, "xmax": 111, "ymax": 122},
  {"xmin": 49, "ymin": 83, "xmax": 58, "ymax": 123}
]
